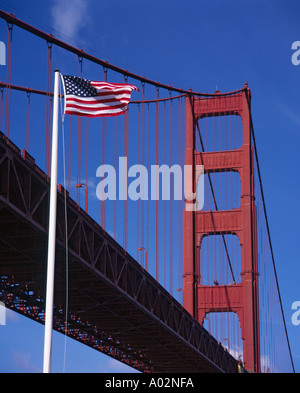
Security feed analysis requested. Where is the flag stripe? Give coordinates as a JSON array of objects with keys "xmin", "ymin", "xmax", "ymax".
[
  {"xmin": 95, "ymin": 91, "xmax": 133, "ymax": 98},
  {"xmin": 66, "ymin": 102, "xmax": 127, "ymax": 112},
  {"xmin": 90, "ymin": 81, "xmax": 138, "ymax": 89},
  {"xmin": 66, "ymin": 94, "xmax": 131, "ymax": 104},
  {"xmin": 62, "ymin": 75, "xmax": 139, "ymax": 118},
  {"xmin": 65, "ymin": 108, "xmax": 127, "ymax": 118}
]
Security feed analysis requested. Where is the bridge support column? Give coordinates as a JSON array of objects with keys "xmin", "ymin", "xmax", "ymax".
[
  {"xmin": 183, "ymin": 94, "xmax": 198, "ymax": 318},
  {"xmin": 183, "ymin": 85, "xmax": 260, "ymax": 373}
]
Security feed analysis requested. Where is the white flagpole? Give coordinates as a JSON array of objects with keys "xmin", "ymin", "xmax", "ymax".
[{"xmin": 43, "ymin": 69, "xmax": 60, "ymax": 373}]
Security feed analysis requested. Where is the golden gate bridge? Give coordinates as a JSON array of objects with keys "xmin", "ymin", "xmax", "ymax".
[{"xmin": 0, "ymin": 10, "xmax": 295, "ymax": 373}]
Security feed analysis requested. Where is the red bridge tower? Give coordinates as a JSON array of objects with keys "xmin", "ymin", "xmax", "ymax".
[{"xmin": 183, "ymin": 85, "xmax": 260, "ymax": 373}]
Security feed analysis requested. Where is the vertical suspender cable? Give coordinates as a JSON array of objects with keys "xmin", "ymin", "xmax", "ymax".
[
  {"xmin": 169, "ymin": 90, "xmax": 173, "ymax": 295},
  {"xmin": 163, "ymin": 101, "xmax": 167, "ymax": 288},
  {"xmin": 77, "ymin": 56, "xmax": 83, "ymax": 205},
  {"xmin": 205, "ymin": 115, "xmax": 209, "ymax": 288},
  {"xmin": 178, "ymin": 97, "xmax": 183, "ymax": 300},
  {"xmin": 181, "ymin": 97, "xmax": 185, "ymax": 301},
  {"xmin": 45, "ymin": 42, "xmax": 52, "ymax": 175},
  {"xmin": 141, "ymin": 83, "xmax": 145, "ymax": 267},
  {"xmin": 68, "ymin": 117, "xmax": 72, "ymax": 192},
  {"xmin": 0, "ymin": 88, "xmax": 3, "ymax": 131},
  {"xmin": 114, "ymin": 117, "xmax": 117, "ymax": 240},
  {"xmin": 125, "ymin": 107, "xmax": 129, "ymax": 250},
  {"xmin": 123, "ymin": 111, "xmax": 126, "ymax": 249},
  {"xmin": 48, "ymin": 43, "xmax": 53, "ymax": 176},
  {"xmin": 5, "ymin": 23, "xmax": 12, "ymax": 138},
  {"xmin": 85, "ymin": 117, "xmax": 89, "ymax": 201},
  {"xmin": 101, "ymin": 67, "xmax": 107, "ymax": 228},
  {"xmin": 136, "ymin": 102, "xmax": 140, "ymax": 260},
  {"xmin": 146, "ymin": 103, "xmax": 150, "ymax": 271},
  {"xmin": 45, "ymin": 44, "xmax": 49, "ymax": 174},
  {"xmin": 123, "ymin": 75, "xmax": 129, "ymax": 251},
  {"xmin": 26, "ymin": 92, "xmax": 30, "ymax": 152},
  {"xmin": 155, "ymin": 87, "xmax": 159, "ymax": 282}
]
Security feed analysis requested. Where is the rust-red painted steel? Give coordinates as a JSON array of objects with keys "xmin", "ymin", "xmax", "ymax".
[
  {"xmin": 183, "ymin": 85, "xmax": 261, "ymax": 373},
  {"xmin": 0, "ymin": 81, "xmax": 58, "ymax": 97}
]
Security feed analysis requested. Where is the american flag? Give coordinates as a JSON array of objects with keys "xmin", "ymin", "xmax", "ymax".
[{"xmin": 61, "ymin": 75, "xmax": 139, "ymax": 118}]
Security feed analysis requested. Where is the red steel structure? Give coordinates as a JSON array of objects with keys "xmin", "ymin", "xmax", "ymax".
[
  {"xmin": 183, "ymin": 86, "xmax": 260, "ymax": 373},
  {"xmin": 0, "ymin": 130, "xmax": 241, "ymax": 373}
]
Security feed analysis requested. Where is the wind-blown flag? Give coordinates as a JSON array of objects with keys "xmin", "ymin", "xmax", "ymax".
[{"xmin": 61, "ymin": 75, "xmax": 139, "ymax": 118}]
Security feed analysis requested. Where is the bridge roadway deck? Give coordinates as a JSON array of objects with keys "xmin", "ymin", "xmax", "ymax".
[{"xmin": 0, "ymin": 132, "xmax": 240, "ymax": 373}]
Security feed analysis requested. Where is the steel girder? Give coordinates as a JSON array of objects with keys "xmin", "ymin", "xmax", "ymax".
[{"xmin": 0, "ymin": 131, "xmax": 241, "ymax": 373}]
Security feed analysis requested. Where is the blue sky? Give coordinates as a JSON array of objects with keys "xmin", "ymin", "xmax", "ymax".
[{"xmin": 0, "ymin": 0, "xmax": 300, "ymax": 373}]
